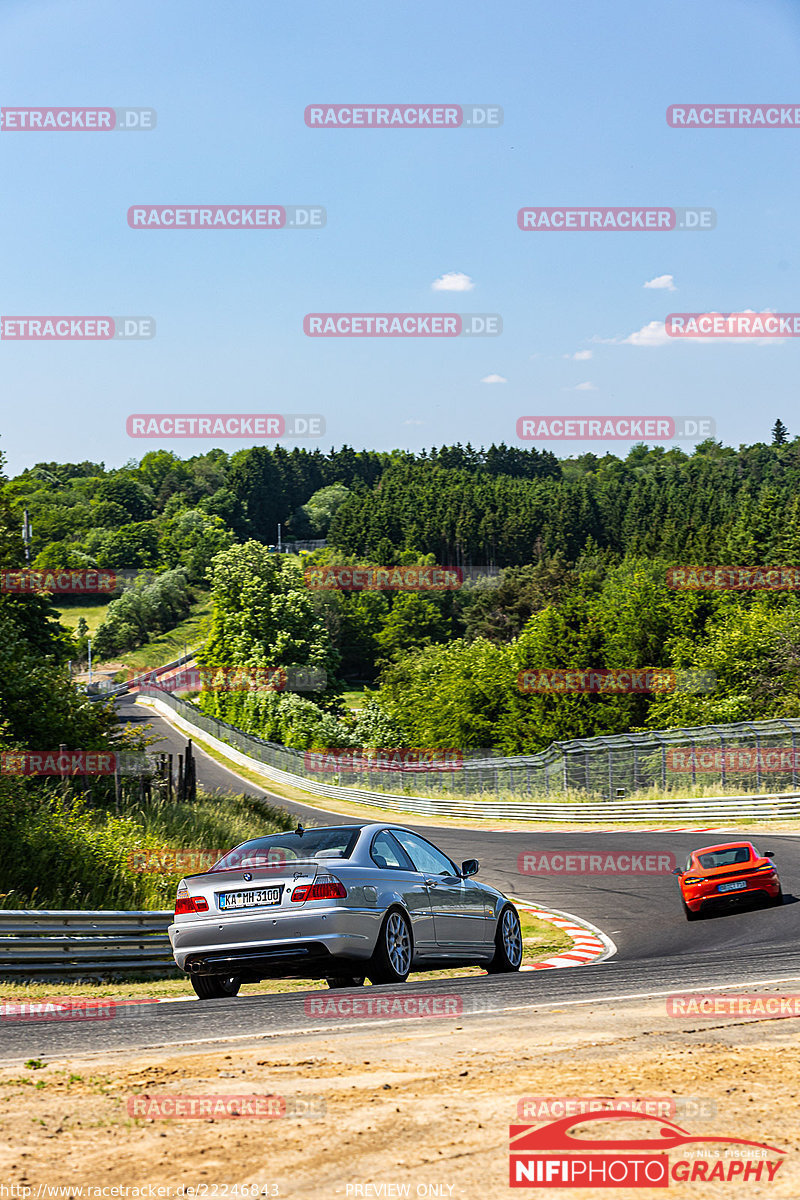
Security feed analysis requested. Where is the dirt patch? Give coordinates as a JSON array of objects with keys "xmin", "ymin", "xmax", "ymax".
[{"xmin": 1, "ymin": 993, "xmax": 798, "ymax": 1197}]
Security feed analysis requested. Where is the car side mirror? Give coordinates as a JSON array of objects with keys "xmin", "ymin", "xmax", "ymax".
[
  {"xmin": 671, "ymin": 867, "xmax": 682, "ymax": 876},
  {"xmin": 764, "ymin": 850, "xmax": 775, "ymax": 857},
  {"xmin": 460, "ymin": 859, "xmax": 479, "ymax": 878}
]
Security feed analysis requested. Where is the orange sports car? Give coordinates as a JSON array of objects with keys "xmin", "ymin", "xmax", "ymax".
[{"xmin": 673, "ymin": 841, "xmax": 782, "ymax": 921}]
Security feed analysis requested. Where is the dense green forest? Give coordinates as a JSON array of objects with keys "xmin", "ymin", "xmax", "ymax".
[
  {"xmin": 10, "ymin": 435, "xmax": 800, "ymax": 576},
  {"xmin": 5, "ymin": 427, "xmax": 800, "ymax": 756}
]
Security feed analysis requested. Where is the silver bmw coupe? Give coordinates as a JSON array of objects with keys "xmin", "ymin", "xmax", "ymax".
[{"xmin": 169, "ymin": 822, "xmax": 523, "ymax": 998}]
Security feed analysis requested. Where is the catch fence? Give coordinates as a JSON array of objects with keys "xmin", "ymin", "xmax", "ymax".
[{"xmin": 138, "ymin": 689, "xmax": 800, "ymax": 805}]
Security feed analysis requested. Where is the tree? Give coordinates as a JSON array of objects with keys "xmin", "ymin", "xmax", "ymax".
[{"xmin": 772, "ymin": 419, "xmax": 789, "ymax": 446}]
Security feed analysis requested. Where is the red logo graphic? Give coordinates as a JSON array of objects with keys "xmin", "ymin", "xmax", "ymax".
[{"xmin": 510, "ymin": 1111, "xmax": 785, "ymax": 1187}]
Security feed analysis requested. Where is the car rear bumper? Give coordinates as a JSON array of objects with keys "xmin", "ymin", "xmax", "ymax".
[
  {"xmin": 684, "ymin": 878, "xmax": 780, "ymax": 911},
  {"xmin": 169, "ymin": 904, "xmax": 378, "ymax": 977}
]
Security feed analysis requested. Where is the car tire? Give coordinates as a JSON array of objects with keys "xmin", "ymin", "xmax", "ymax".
[
  {"xmin": 325, "ymin": 975, "xmax": 366, "ymax": 989},
  {"xmin": 682, "ymin": 900, "xmax": 701, "ymax": 922},
  {"xmin": 366, "ymin": 909, "xmax": 413, "ymax": 985},
  {"xmin": 487, "ymin": 904, "xmax": 523, "ymax": 973},
  {"xmin": 768, "ymin": 887, "xmax": 784, "ymax": 907},
  {"xmin": 191, "ymin": 974, "xmax": 241, "ymax": 1000}
]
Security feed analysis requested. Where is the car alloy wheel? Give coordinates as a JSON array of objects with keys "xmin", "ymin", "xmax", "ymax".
[
  {"xmin": 386, "ymin": 911, "xmax": 412, "ymax": 975},
  {"xmin": 367, "ymin": 909, "xmax": 413, "ymax": 984},
  {"xmin": 500, "ymin": 906, "xmax": 523, "ymax": 967},
  {"xmin": 488, "ymin": 904, "xmax": 523, "ymax": 973}
]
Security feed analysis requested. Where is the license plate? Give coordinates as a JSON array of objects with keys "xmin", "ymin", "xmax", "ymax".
[
  {"xmin": 718, "ymin": 880, "xmax": 748, "ymax": 893},
  {"xmin": 219, "ymin": 887, "xmax": 282, "ymax": 910}
]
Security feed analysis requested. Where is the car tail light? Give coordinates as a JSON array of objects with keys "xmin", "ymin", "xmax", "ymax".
[
  {"xmin": 754, "ymin": 864, "xmax": 777, "ymax": 872},
  {"xmin": 682, "ymin": 877, "xmax": 702, "ymax": 885},
  {"xmin": 174, "ymin": 895, "xmax": 209, "ymax": 915},
  {"xmin": 290, "ymin": 874, "xmax": 347, "ymax": 903}
]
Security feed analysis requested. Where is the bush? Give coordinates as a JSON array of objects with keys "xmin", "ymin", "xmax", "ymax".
[
  {"xmin": 0, "ymin": 778, "xmax": 295, "ymax": 909},
  {"xmin": 93, "ymin": 569, "xmax": 192, "ymax": 658}
]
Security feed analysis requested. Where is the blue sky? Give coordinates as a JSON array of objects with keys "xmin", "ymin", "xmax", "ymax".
[{"xmin": 1, "ymin": 0, "xmax": 799, "ymax": 475}]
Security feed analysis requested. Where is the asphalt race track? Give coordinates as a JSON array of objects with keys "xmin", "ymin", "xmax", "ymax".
[{"xmin": 5, "ymin": 694, "xmax": 800, "ymax": 1062}]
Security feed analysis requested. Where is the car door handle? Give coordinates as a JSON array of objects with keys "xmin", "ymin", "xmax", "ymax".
[{"xmin": 424, "ymin": 878, "xmax": 438, "ymax": 887}]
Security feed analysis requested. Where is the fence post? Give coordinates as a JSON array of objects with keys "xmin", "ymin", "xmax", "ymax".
[{"xmin": 114, "ymin": 758, "xmax": 121, "ymax": 813}]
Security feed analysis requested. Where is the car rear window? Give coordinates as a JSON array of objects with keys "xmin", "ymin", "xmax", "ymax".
[
  {"xmin": 697, "ymin": 846, "xmax": 752, "ymax": 870},
  {"xmin": 211, "ymin": 828, "xmax": 361, "ymax": 871}
]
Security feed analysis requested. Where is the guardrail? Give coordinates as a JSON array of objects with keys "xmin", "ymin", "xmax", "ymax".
[
  {"xmin": 85, "ymin": 651, "xmax": 198, "ymax": 701},
  {"xmin": 0, "ymin": 910, "xmax": 176, "ymax": 976},
  {"xmin": 138, "ymin": 691, "xmax": 800, "ymax": 822}
]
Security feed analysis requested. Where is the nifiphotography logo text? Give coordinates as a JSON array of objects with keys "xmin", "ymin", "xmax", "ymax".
[{"xmin": 509, "ymin": 1109, "xmax": 785, "ymax": 1186}]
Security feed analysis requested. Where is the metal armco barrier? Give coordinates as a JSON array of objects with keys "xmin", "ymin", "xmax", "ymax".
[
  {"xmin": 138, "ymin": 691, "xmax": 800, "ymax": 821},
  {"xmin": 0, "ymin": 910, "xmax": 175, "ymax": 976},
  {"xmin": 86, "ymin": 650, "xmax": 197, "ymax": 701}
]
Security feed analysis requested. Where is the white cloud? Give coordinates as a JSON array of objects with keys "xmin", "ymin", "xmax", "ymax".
[
  {"xmin": 644, "ymin": 274, "xmax": 676, "ymax": 291},
  {"xmin": 403, "ymin": 419, "xmax": 425, "ymax": 425},
  {"xmin": 606, "ymin": 310, "xmax": 785, "ymax": 348},
  {"xmin": 564, "ymin": 349, "xmax": 593, "ymax": 361},
  {"xmin": 481, "ymin": 373, "xmax": 507, "ymax": 383},
  {"xmin": 621, "ymin": 320, "xmax": 671, "ymax": 347},
  {"xmin": 569, "ymin": 381, "xmax": 597, "ymax": 391},
  {"xmin": 431, "ymin": 271, "xmax": 474, "ymax": 292}
]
